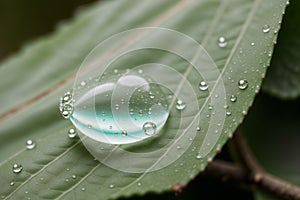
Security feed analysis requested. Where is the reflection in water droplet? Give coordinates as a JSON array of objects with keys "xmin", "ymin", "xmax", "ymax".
[
  {"xmin": 262, "ymin": 25, "xmax": 270, "ymax": 33},
  {"xmin": 217, "ymin": 36, "xmax": 227, "ymax": 48},
  {"xmin": 199, "ymin": 81, "xmax": 208, "ymax": 91},
  {"xmin": 26, "ymin": 139, "xmax": 36, "ymax": 150},
  {"xmin": 12, "ymin": 163, "xmax": 23, "ymax": 174},
  {"xmin": 68, "ymin": 128, "xmax": 77, "ymax": 139},
  {"xmin": 142, "ymin": 122, "xmax": 157, "ymax": 136},
  {"xmin": 238, "ymin": 79, "xmax": 248, "ymax": 90}
]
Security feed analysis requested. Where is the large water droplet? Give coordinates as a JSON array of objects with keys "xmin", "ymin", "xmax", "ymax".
[
  {"xmin": 26, "ymin": 139, "xmax": 36, "ymax": 150},
  {"xmin": 176, "ymin": 100, "xmax": 186, "ymax": 110},
  {"xmin": 12, "ymin": 163, "xmax": 23, "ymax": 174},
  {"xmin": 262, "ymin": 25, "xmax": 270, "ymax": 33},
  {"xmin": 199, "ymin": 81, "xmax": 208, "ymax": 91},
  {"xmin": 217, "ymin": 36, "xmax": 227, "ymax": 48},
  {"xmin": 238, "ymin": 79, "xmax": 248, "ymax": 90},
  {"xmin": 68, "ymin": 72, "xmax": 169, "ymax": 144}
]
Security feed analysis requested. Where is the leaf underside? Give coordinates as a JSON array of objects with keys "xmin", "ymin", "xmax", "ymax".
[{"xmin": 0, "ymin": 0, "xmax": 287, "ymax": 199}]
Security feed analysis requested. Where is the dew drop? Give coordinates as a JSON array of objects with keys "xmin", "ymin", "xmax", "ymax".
[
  {"xmin": 196, "ymin": 126, "xmax": 201, "ymax": 131},
  {"xmin": 251, "ymin": 42, "xmax": 255, "ymax": 46},
  {"xmin": 137, "ymin": 182, "xmax": 142, "ymax": 187},
  {"xmin": 65, "ymin": 178, "xmax": 69, "ymax": 182},
  {"xmin": 12, "ymin": 163, "xmax": 23, "ymax": 174},
  {"xmin": 199, "ymin": 81, "xmax": 208, "ymax": 91},
  {"xmin": 230, "ymin": 95, "xmax": 237, "ymax": 102},
  {"xmin": 59, "ymin": 91, "xmax": 73, "ymax": 119},
  {"xmin": 68, "ymin": 72, "xmax": 169, "ymax": 144},
  {"xmin": 208, "ymin": 105, "xmax": 213, "ymax": 110},
  {"xmin": 242, "ymin": 110, "xmax": 248, "ymax": 115},
  {"xmin": 142, "ymin": 122, "xmax": 157, "ymax": 136},
  {"xmin": 262, "ymin": 24, "xmax": 270, "ymax": 33},
  {"xmin": 68, "ymin": 128, "xmax": 77, "ymax": 139},
  {"xmin": 217, "ymin": 36, "xmax": 227, "ymax": 48},
  {"xmin": 196, "ymin": 155, "xmax": 202, "ymax": 159},
  {"xmin": 109, "ymin": 184, "xmax": 114, "ymax": 189},
  {"xmin": 238, "ymin": 79, "xmax": 248, "ymax": 90},
  {"xmin": 80, "ymin": 81, "xmax": 86, "ymax": 87},
  {"xmin": 26, "ymin": 139, "xmax": 36, "ymax": 150},
  {"xmin": 226, "ymin": 111, "xmax": 232, "ymax": 116},
  {"xmin": 81, "ymin": 187, "xmax": 86, "ymax": 191},
  {"xmin": 10, "ymin": 182, "xmax": 14, "ymax": 186},
  {"xmin": 176, "ymin": 100, "xmax": 186, "ymax": 110},
  {"xmin": 72, "ymin": 174, "xmax": 77, "ymax": 179}
]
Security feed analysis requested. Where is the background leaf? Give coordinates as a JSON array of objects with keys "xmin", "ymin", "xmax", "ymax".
[
  {"xmin": 0, "ymin": 0, "xmax": 287, "ymax": 199},
  {"xmin": 262, "ymin": 0, "xmax": 300, "ymax": 99}
]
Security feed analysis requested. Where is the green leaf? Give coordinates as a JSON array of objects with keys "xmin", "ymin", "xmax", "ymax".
[
  {"xmin": 262, "ymin": 0, "xmax": 300, "ymax": 99},
  {"xmin": 0, "ymin": 0, "xmax": 287, "ymax": 199}
]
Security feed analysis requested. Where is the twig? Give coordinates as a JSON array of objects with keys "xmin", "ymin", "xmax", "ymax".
[{"xmin": 231, "ymin": 127, "xmax": 300, "ymax": 200}]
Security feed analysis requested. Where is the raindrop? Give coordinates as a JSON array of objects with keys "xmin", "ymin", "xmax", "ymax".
[
  {"xmin": 199, "ymin": 81, "xmax": 208, "ymax": 91},
  {"xmin": 238, "ymin": 79, "xmax": 248, "ymax": 90},
  {"xmin": 109, "ymin": 184, "xmax": 114, "ymax": 189},
  {"xmin": 59, "ymin": 91, "xmax": 73, "ymax": 119},
  {"xmin": 67, "ymin": 72, "xmax": 169, "ymax": 145},
  {"xmin": 68, "ymin": 128, "xmax": 77, "ymax": 138},
  {"xmin": 217, "ymin": 36, "xmax": 227, "ymax": 48},
  {"xmin": 26, "ymin": 139, "xmax": 36, "ymax": 150},
  {"xmin": 142, "ymin": 122, "xmax": 157, "ymax": 136},
  {"xmin": 12, "ymin": 163, "xmax": 23, "ymax": 174},
  {"xmin": 262, "ymin": 25, "xmax": 270, "ymax": 33},
  {"xmin": 176, "ymin": 100, "xmax": 186, "ymax": 110},
  {"xmin": 230, "ymin": 95, "xmax": 237, "ymax": 102}
]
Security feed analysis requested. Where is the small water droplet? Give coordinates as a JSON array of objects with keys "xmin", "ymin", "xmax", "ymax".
[
  {"xmin": 109, "ymin": 184, "xmax": 114, "ymax": 189},
  {"xmin": 12, "ymin": 163, "xmax": 23, "ymax": 174},
  {"xmin": 217, "ymin": 36, "xmax": 227, "ymax": 48},
  {"xmin": 65, "ymin": 178, "xmax": 69, "ymax": 182},
  {"xmin": 80, "ymin": 81, "xmax": 86, "ymax": 87},
  {"xmin": 262, "ymin": 24, "xmax": 270, "ymax": 33},
  {"xmin": 142, "ymin": 122, "xmax": 157, "ymax": 136},
  {"xmin": 199, "ymin": 81, "xmax": 208, "ymax": 91},
  {"xmin": 81, "ymin": 187, "xmax": 86, "ymax": 191},
  {"xmin": 176, "ymin": 100, "xmax": 186, "ymax": 110},
  {"xmin": 230, "ymin": 95, "xmax": 237, "ymax": 102},
  {"xmin": 196, "ymin": 155, "xmax": 202, "ymax": 159},
  {"xmin": 72, "ymin": 174, "xmax": 77, "ymax": 179},
  {"xmin": 208, "ymin": 105, "xmax": 213, "ymax": 110},
  {"xmin": 251, "ymin": 42, "xmax": 255, "ymax": 46},
  {"xmin": 59, "ymin": 91, "xmax": 73, "ymax": 119},
  {"xmin": 26, "ymin": 139, "xmax": 36, "ymax": 150},
  {"xmin": 10, "ymin": 182, "xmax": 14, "ymax": 186},
  {"xmin": 207, "ymin": 157, "xmax": 213, "ymax": 162},
  {"xmin": 196, "ymin": 126, "xmax": 201, "ymax": 131},
  {"xmin": 68, "ymin": 128, "xmax": 77, "ymax": 138},
  {"xmin": 137, "ymin": 182, "xmax": 142, "ymax": 187},
  {"xmin": 226, "ymin": 111, "xmax": 232, "ymax": 116},
  {"xmin": 242, "ymin": 110, "xmax": 248, "ymax": 115},
  {"xmin": 87, "ymin": 124, "xmax": 92, "ymax": 129},
  {"xmin": 238, "ymin": 79, "xmax": 248, "ymax": 90}
]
